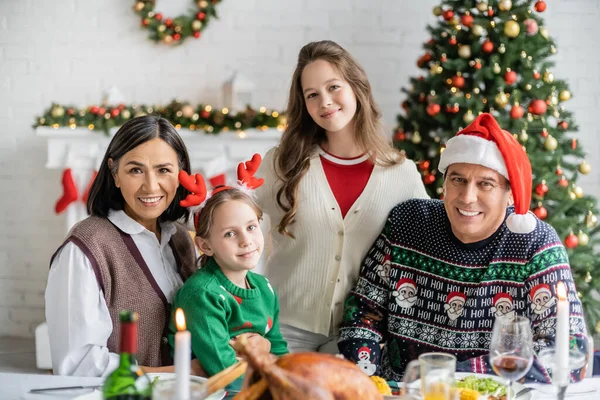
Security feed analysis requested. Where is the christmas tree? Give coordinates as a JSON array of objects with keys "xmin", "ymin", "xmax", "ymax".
[{"xmin": 394, "ymin": 0, "xmax": 600, "ymax": 334}]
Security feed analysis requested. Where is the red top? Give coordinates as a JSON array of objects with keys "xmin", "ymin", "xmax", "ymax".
[{"xmin": 319, "ymin": 147, "xmax": 374, "ymax": 218}]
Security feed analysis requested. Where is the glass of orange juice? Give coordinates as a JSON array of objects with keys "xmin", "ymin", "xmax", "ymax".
[{"xmin": 402, "ymin": 353, "xmax": 456, "ymax": 400}]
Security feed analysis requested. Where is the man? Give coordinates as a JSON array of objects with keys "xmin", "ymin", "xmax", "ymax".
[{"xmin": 338, "ymin": 113, "xmax": 588, "ymax": 383}]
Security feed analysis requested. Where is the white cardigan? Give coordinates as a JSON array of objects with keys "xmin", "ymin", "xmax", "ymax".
[{"xmin": 255, "ymin": 147, "xmax": 429, "ymax": 336}]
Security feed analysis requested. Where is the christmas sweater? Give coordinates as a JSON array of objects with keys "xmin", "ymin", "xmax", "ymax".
[
  {"xmin": 169, "ymin": 258, "xmax": 288, "ymax": 378},
  {"xmin": 338, "ymin": 199, "xmax": 588, "ymax": 383}
]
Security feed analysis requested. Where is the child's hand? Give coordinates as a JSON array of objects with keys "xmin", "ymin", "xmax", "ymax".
[{"xmin": 230, "ymin": 333, "xmax": 272, "ymax": 355}]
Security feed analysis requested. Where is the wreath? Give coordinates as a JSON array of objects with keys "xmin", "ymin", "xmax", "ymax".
[{"xmin": 133, "ymin": 0, "xmax": 222, "ymax": 44}]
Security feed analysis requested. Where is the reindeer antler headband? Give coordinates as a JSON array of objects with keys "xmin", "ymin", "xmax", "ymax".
[{"xmin": 179, "ymin": 153, "xmax": 264, "ymax": 227}]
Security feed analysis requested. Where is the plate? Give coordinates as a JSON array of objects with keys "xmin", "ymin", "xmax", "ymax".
[
  {"xmin": 72, "ymin": 373, "xmax": 226, "ymax": 400},
  {"xmin": 455, "ymin": 372, "xmax": 531, "ymax": 400}
]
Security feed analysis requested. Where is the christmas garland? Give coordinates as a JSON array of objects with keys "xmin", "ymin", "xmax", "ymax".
[
  {"xmin": 34, "ymin": 100, "xmax": 287, "ymax": 135},
  {"xmin": 133, "ymin": 0, "xmax": 222, "ymax": 44}
]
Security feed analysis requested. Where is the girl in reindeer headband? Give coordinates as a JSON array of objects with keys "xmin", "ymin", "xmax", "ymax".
[{"xmin": 169, "ymin": 153, "xmax": 289, "ymax": 378}]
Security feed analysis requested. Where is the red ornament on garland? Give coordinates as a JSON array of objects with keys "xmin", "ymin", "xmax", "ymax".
[
  {"xmin": 528, "ymin": 99, "xmax": 547, "ymax": 115},
  {"xmin": 487, "ymin": 7, "xmax": 494, "ymax": 17},
  {"xmin": 532, "ymin": 205, "xmax": 548, "ymax": 220},
  {"xmin": 474, "ymin": 61, "xmax": 482, "ymax": 69},
  {"xmin": 193, "ymin": 31, "xmax": 201, "ymax": 38},
  {"xmin": 533, "ymin": 71, "xmax": 541, "ymax": 79},
  {"xmin": 90, "ymin": 105, "xmax": 99, "ymax": 114},
  {"xmin": 451, "ymin": 75, "xmax": 465, "ymax": 88},
  {"xmin": 443, "ymin": 10, "xmax": 454, "ymax": 21},
  {"xmin": 571, "ymin": 139, "xmax": 577, "ymax": 150},
  {"xmin": 417, "ymin": 53, "xmax": 432, "ymax": 67},
  {"xmin": 197, "ymin": 12, "xmax": 206, "ymax": 20},
  {"xmin": 449, "ymin": 36, "xmax": 457, "ymax": 46},
  {"xmin": 424, "ymin": 174, "xmax": 436, "ymax": 185},
  {"xmin": 535, "ymin": 182, "xmax": 549, "ymax": 197},
  {"xmin": 534, "ymin": 1, "xmax": 547, "ymax": 12},
  {"xmin": 97, "ymin": 107, "xmax": 106, "ymax": 115},
  {"xmin": 540, "ymin": 129, "xmax": 549, "ymax": 138},
  {"xmin": 394, "ymin": 130, "xmax": 406, "ymax": 141},
  {"xmin": 419, "ymin": 160, "xmax": 431, "ymax": 171},
  {"xmin": 426, "ymin": 103, "xmax": 441, "ymax": 116},
  {"xmin": 173, "ymin": 33, "xmax": 181, "ymax": 41},
  {"xmin": 165, "ymin": 18, "xmax": 173, "ymax": 26},
  {"xmin": 555, "ymin": 167, "xmax": 563, "ymax": 176},
  {"xmin": 142, "ymin": 18, "xmax": 149, "ymax": 27},
  {"xmin": 461, "ymin": 14, "xmax": 474, "ymax": 27},
  {"xmin": 446, "ymin": 104, "xmax": 460, "ymax": 113},
  {"xmin": 504, "ymin": 70, "xmax": 517, "ymax": 85},
  {"xmin": 155, "ymin": 13, "xmax": 163, "ymax": 21},
  {"xmin": 558, "ymin": 176, "xmax": 569, "ymax": 187},
  {"xmin": 565, "ymin": 232, "xmax": 579, "ymax": 249},
  {"xmin": 510, "ymin": 105, "xmax": 524, "ymax": 119},
  {"xmin": 558, "ymin": 121, "xmax": 569, "ymax": 129},
  {"xmin": 482, "ymin": 40, "xmax": 494, "ymax": 53},
  {"xmin": 110, "ymin": 108, "xmax": 120, "ymax": 117}
]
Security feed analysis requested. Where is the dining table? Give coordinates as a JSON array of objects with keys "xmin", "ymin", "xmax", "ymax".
[{"xmin": 1, "ymin": 371, "xmax": 599, "ymax": 399}]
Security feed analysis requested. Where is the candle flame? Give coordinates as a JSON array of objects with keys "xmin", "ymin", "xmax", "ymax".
[
  {"xmin": 175, "ymin": 308, "xmax": 186, "ymax": 331},
  {"xmin": 557, "ymin": 281, "xmax": 567, "ymax": 300}
]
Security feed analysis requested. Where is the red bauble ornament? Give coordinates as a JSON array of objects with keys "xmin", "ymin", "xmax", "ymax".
[
  {"xmin": 533, "ymin": 205, "xmax": 548, "ymax": 220},
  {"xmin": 558, "ymin": 121, "xmax": 569, "ymax": 129},
  {"xmin": 440, "ymin": 54, "xmax": 448, "ymax": 62},
  {"xmin": 474, "ymin": 61, "xmax": 482, "ymax": 70},
  {"xmin": 443, "ymin": 10, "xmax": 454, "ymax": 21},
  {"xmin": 417, "ymin": 53, "xmax": 432, "ymax": 67},
  {"xmin": 426, "ymin": 103, "xmax": 441, "ymax": 116},
  {"xmin": 155, "ymin": 13, "xmax": 163, "ymax": 21},
  {"xmin": 165, "ymin": 18, "xmax": 173, "ymax": 26},
  {"xmin": 504, "ymin": 71, "xmax": 517, "ymax": 85},
  {"xmin": 394, "ymin": 131, "xmax": 406, "ymax": 141},
  {"xmin": 565, "ymin": 232, "xmax": 579, "ymax": 249},
  {"xmin": 67, "ymin": 108, "xmax": 75, "ymax": 115},
  {"xmin": 142, "ymin": 18, "xmax": 149, "ymax": 27},
  {"xmin": 482, "ymin": 40, "xmax": 494, "ymax": 53},
  {"xmin": 510, "ymin": 105, "xmax": 525, "ymax": 119},
  {"xmin": 558, "ymin": 177, "xmax": 569, "ymax": 187},
  {"xmin": 446, "ymin": 104, "xmax": 460, "ymax": 113},
  {"xmin": 555, "ymin": 167, "xmax": 563, "ymax": 176},
  {"xmin": 540, "ymin": 129, "xmax": 549, "ymax": 138},
  {"xmin": 535, "ymin": 182, "xmax": 549, "ymax": 196},
  {"xmin": 201, "ymin": 110, "xmax": 210, "ymax": 119},
  {"xmin": 461, "ymin": 14, "xmax": 474, "ymax": 27},
  {"xmin": 118, "ymin": 104, "xmax": 126, "ymax": 111},
  {"xmin": 419, "ymin": 160, "xmax": 431, "ymax": 171},
  {"xmin": 193, "ymin": 31, "xmax": 201, "ymax": 38},
  {"xmin": 571, "ymin": 139, "xmax": 577, "ymax": 150},
  {"xmin": 533, "ymin": 71, "xmax": 541, "ymax": 79},
  {"xmin": 402, "ymin": 101, "xmax": 410, "ymax": 111},
  {"xmin": 173, "ymin": 33, "xmax": 181, "ymax": 41},
  {"xmin": 197, "ymin": 12, "xmax": 206, "ymax": 20},
  {"xmin": 90, "ymin": 106, "xmax": 99, "ymax": 114},
  {"xmin": 534, "ymin": 1, "xmax": 547, "ymax": 12},
  {"xmin": 97, "ymin": 107, "xmax": 106, "ymax": 115},
  {"xmin": 449, "ymin": 36, "xmax": 457, "ymax": 46},
  {"xmin": 427, "ymin": 39, "xmax": 436, "ymax": 45},
  {"xmin": 424, "ymin": 174, "xmax": 436, "ymax": 185},
  {"xmin": 451, "ymin": 75, "xmax": 465, "ymax": 88},
  {"xmin": 110, "ymin": 108, "xmax": 120, "ymax": 117},
  {"xmin": 528, "ymin": 99, "xmax": 547, "ymax": 115},
  {"xmin": 487, "ymin": 7, "xmax": 494, "ymax": 17}
]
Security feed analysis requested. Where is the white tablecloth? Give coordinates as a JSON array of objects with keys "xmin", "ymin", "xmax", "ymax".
[{"xmin": 1, "ymin": 372, "xmax": 600, "ymax": 399}]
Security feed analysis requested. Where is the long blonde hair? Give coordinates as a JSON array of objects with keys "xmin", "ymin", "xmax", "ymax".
[
  {"xmin": 274, "ymin": 40, "xmax": 403, "ymax": 237},
  {"xmin": 195, "ymin": 189, "xmax": 263, "ymax": 267}
]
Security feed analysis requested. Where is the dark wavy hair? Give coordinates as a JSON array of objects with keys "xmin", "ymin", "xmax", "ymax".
[{"xmin": 87, "ymin": 115, "xmax": 191, "ymax": 222}]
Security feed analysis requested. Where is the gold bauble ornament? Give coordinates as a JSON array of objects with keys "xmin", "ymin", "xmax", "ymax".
[
  {"xmin": 519, "ymin": 131, "xmax": 529, "ymax": 142},
  {"xmin": 473, "ymin": 87, "xmax": 480, "ymax": 94},
  {"xmin": 586, "ymin": 212, "xmax": 598, "ymax": 228},
  {"xmin": 448, "ymin": 16, "xmax": 460, "ymax": 26},
  {"xmin": 412, "ymin": 131, "xmax": 422, "ymax": 144},
  {"xmin": 495, "ymin": 92, "xmax": 509, "ymax": 107},
  {"xmin": 458, "ymin": 45, "xmax": 471, "ymax": 59},
  {"xmin": 540, "ymin": 27, "xmax": 549, "ymax": 39},
  {"xmin": 433, "ymin": 6, "xmax": 443, "ymax": 16},
  {"xmin": 51, "ymin": 106, "xmax": 65, "ymax": 118},
  {"xmin": 568, "ymin": 191, "xmax": 576, "ymax": 200},
  {"xmin": 192, "ymin": 20, "xmax": 203, "ymax": 30},
  {"xmin": 499, "ymin": 0, "xmax": 512, "ymax": 11},
  {"xmin": 524, "ymin": 84, "xmax": 532, "ymax": 91},
  {"xmin": 493, "ymin": 63, "xmax": 501, "ymax": 74},
  {"xmin": 182, "ymin": 105, "xmax": 195, "ymax": 118},
  {"xmin": 543, "ymin": 71, "xmax": 554, "ymax": 83},
  {"xmin": 430, "ymin": 63, "xmax": 443, "ymax": 75},
  {"xmin": 585, "ymin": 269, "xmax": 592, "ymax": 282},
  {"xmin": 472, "ymin": 25, "xmax": 484, "ymax": 36},
  {"xmin": 476, "ymin": 2, "xmax": 488, "ymax": 12},
  {"xmin": 121, "ymin": 109, "xmax": 131, "ymax": 120},
  {"xmin": 550, "ymin": 45, "xmax": 557, "ymax": 54},
  {"xmin": 504, "ymin": 20, "xmax": 520, "ymax": 38},
  {"xmin": 134, "ymin": 2, "xmax": 144, "ymax": 12},
  {"xmin": 163, "ymin": 35, "xmax": 173, "ymax": 44},
  {"xmin": 544, "ymin": 135, "xmax": 558, "ymax": 151},
  {"xmin": 578, "ymin": 161, "xmax": 592, "ymax": 175},
  {"xmin": 548, "ymin": 94, "xmax": 558, "ymax": 106},
  {"xmin": 463, "ymin": 110, "xmax": 475, "ymax": 123},
  {"xmin": 498, "ymin": 43, "xmax": 506, "ymax": 54},
  {"xmin": 158, "ymin": 24, "xmax": 167, "ymax": 33},
  {"xmin": 559, "ymin": 90, "xmax": 571, "ymax": 101},
  {"xmin": 574, "ymin": 186, "xmax": 584, "ymax": 198},
  {"xmin": 199, "ymin": 0, "xmax": 209, "ymax": 7}
]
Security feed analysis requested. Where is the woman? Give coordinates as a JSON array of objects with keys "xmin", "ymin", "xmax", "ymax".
[
  {"xmin": 45, "ymin": 115, "xmax": 199, "ymax": 376},
  {"xmin": 255, "ymin": 41, "xmax": 428, "ymax": 353}
]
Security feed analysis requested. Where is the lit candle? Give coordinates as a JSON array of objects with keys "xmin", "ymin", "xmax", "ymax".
[
  {"xmin": 175, "ymin": 308, "xmax": 191, "ymax": 400},
  {"xmin": 555, "ymin": 281, "xmax": 570, "ymax": 386}
]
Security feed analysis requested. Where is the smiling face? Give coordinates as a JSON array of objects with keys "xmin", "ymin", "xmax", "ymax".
[
  {"xmin": 197, "ymin": 200, "xmax": 264, "ymax": 276},
  {"xmin": 443, "ymin": 163, "xmax": 513, "ymax": 243},
  {"xmin": 110, "ymin": 138, "xmax": 180, "ymax": 232},
  {"xmin": 301, "ymin": 59, "xmax": 357, "ymax": 137}
]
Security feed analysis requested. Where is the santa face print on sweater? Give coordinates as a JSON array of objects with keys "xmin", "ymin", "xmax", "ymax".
[
  {"xmin": 392, "ymin": 278, "xmax": 418, "ymax": 309},
  {"xmin": 491, "ymin": 292, "xmax": 515, "ymax": 318},
  {"xmin": 529, "ymin": 284, "xmax": 556, "ymax": 316},
  {"xmin": 444, "ymin": 291, "xmax": 466, "ymax": 322}
]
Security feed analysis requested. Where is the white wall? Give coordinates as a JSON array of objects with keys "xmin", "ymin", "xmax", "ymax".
[{"xmin": 1, "ymin": 0, "xmax": 599, "ymax": 337}]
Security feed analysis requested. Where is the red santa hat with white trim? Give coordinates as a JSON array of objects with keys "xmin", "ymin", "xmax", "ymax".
[
  {"xmin": 395, "ymin": 278, "xmax": 417, "ymax": 292},
  {"xmin": 493, "ymin": 292, "xmax": 513, "ymax": 307},
  {"xmin": 438, "ymin": 113, "xmax": 536, "ymax": 234}
]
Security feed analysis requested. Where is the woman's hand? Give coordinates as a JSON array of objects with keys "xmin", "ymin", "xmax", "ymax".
[{"xmin": 230, "ymin": 333, "xmax": 271, "ymax": 355}]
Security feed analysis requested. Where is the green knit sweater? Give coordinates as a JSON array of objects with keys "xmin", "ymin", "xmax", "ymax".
[{"xmin": 169, "ymin": 258, "xmax": 288, "ymax": 377}]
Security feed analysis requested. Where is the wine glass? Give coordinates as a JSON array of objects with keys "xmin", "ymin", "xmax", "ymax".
[{"xmin": 489, "ymin": 315, "xmax": 534, "ymax": 400}]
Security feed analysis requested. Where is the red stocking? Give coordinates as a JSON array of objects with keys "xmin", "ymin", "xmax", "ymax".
[
  {"xmin": 55, "ymin": 168, "xmax": 79, "ymax": 214},
  {"xmin": 82, "ymin": 170, "xmax": 98, "ymax": 204},
  {"xmin": 208, "ymin": 173, "xmax": 226, "ymax": 188}
]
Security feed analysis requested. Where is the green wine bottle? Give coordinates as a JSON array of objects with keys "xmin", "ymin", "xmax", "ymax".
[{"xmin": 102, "ymin": 310, "xmax": 152, "ymax": 399}]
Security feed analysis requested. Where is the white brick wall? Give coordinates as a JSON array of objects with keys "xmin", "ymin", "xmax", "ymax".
[{"xmin": 0, "ymin": 0, "xmax": 599, "ymax": 337}]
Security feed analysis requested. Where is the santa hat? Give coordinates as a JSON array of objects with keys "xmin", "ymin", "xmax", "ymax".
[
  {"xmin": 395, "ymin": 278, "xmax": 417, "ymax": 292},
  {"xmin": 446, "ymin": 291, "xmax": 466, "ymax": 304},
  {"xmin": 358, "ymin": 345, "xmax": 371, "ymax": 354},
  {"xmin": 438, "ymin": 113, "xmax": 536, "ymax": 234},
  {"xmin": 530, "ymin": 284, "xmax": 552, "ymax": 300},
  {"xmin": 493, "ymin": 292, "xmax": 513, "ymax": 306}
]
